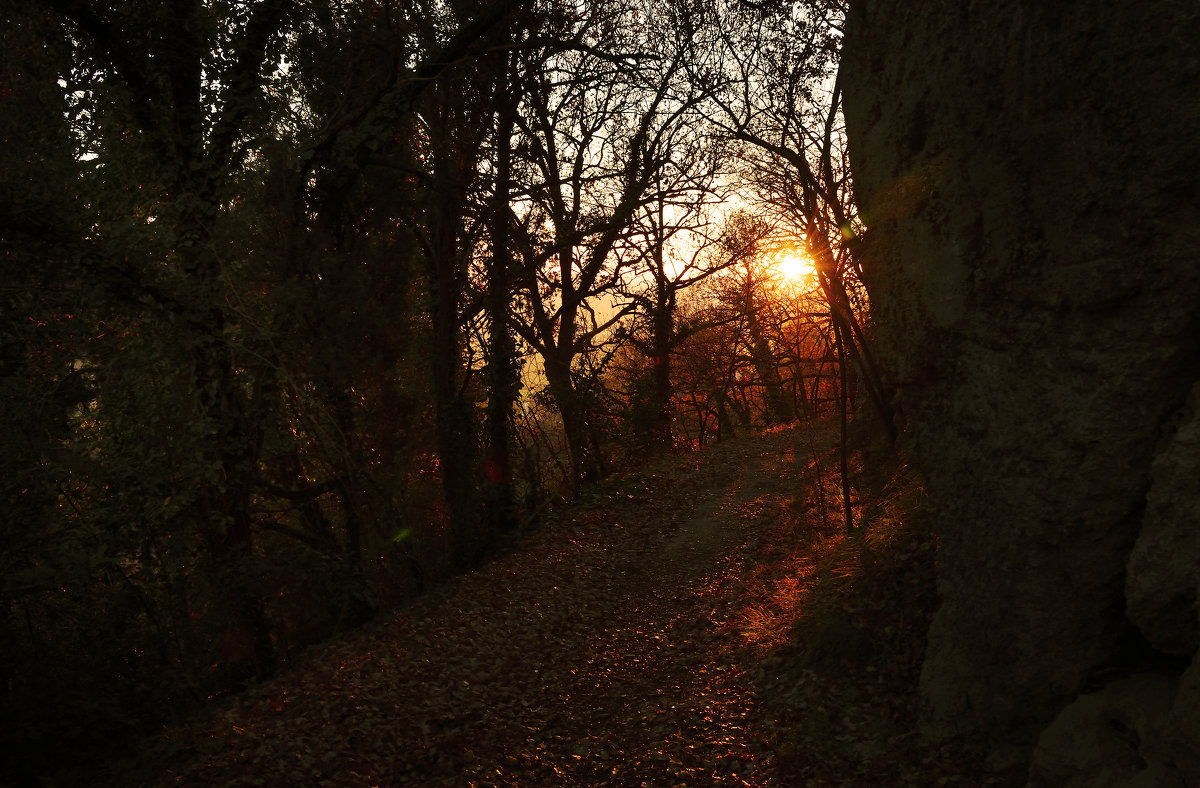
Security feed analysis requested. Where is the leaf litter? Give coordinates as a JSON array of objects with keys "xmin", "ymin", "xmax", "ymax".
[{"xmin": 105, "ymin": 422, "xmax": 1008, "ymax": 787}]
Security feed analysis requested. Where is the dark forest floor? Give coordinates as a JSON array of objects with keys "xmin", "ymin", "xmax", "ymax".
[{"xmin": 103, "ymin": 422, "xmax": 1010, "ymax": 787}]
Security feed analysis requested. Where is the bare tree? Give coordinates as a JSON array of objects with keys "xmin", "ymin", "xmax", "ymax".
[
  {"xmin": 684, "ymin": 0, "xmax": 896, "ymax": 531},
  {"xmin": 506, "ymin": 2, "xmax": 710, "ymax": 489}
]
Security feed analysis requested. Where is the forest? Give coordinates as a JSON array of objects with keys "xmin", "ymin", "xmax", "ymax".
[
  {"xmin": 10, "ymin": 0, "xmax": 1198, "ymax": 784},
  {"xmin": 2, "ymin": 0, "xmax": 895, "ymax": 781}
]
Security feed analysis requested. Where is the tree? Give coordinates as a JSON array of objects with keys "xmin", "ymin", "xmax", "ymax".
[
  {"xmin": 622, "ymin": 203, "xmax": 770, "ymax": 449},
  {"xmin": 506, "ymin": 1, "xmax": 719, "ymax": 488},
  {"xmin": 688, "ymin": 0, "xmax": 893, "ymax": 433},
  {"xmin": 409, "ymin": 9, "xmax": 495, "ymax": 571},
  {"xmin": 42, "ymin": 0, "xmax": 313, "ymax": 683},
  {"xmin": 682, "ymin": 0, "xmax": 892, "ymax": 531},
  {"xmin": 481, "ymin": 48, "xmax": 523, "ymax": 536},
  {"xmin": 1, "ymin": 0, "xmax": 532, "ymax": 772}
]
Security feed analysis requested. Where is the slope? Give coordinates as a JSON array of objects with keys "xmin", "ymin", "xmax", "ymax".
[{"xmin": 102, "ymin": 421, "xmax": 1003, "ymax": 787}]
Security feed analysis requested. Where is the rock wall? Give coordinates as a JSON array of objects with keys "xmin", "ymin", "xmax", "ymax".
[{"xmin": 842, "ymin": 0, "xmax": 1200, "ymax": 779}]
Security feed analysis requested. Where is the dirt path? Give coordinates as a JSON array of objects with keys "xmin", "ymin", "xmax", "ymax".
[{"xmin": 118, "ymin": 426, "xmax": 829, "ymax": 787}]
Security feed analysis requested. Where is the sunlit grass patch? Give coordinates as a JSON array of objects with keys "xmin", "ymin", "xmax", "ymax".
[
  {"xmin": 751, "ymin": 443, "xmax": 1004, "ymax": 785},
  {"xmin": 782, "ymin": 458, "xmax": 933, "ymax": 665}
]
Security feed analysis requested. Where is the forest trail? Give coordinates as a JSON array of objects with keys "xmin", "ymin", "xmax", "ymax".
[{"xmin": 115, "ymin": 424, "xmax": 853, "ymax": 787}]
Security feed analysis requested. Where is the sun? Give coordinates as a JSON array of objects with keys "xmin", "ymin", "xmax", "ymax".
[{"xmin": 774, "ymin": 250, "xmax": 817, "ymax": 283}]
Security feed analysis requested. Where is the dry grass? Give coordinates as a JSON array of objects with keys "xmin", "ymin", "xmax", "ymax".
[{"xmin": 741, "ymin": 427, "xmax": 1021, "ymax": 786}]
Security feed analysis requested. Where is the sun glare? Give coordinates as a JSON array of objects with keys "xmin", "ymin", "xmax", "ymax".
[{"xmin": 774, "ymin": 251, "xmax": 817, "ymax": 283}]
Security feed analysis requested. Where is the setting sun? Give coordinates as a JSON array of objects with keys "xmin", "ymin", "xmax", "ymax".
[{"xmin": 774, "ymin": 251, "xmax": 817, "ymax": 283}]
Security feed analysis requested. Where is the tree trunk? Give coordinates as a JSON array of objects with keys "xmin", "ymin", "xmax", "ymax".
[
  {"xmin": 426, "ymin": 183, "xmax": 482, "ymax": 572},
  {"xmin": 809, "ymin": 230, "xmax": 895, "ymax": 441},
  {"xmin": 643, "ymin": 297, "xmax": 675, "ymax": 451},
  {"xmin": 484, "ymin": 56, "xmax": 519, "ymax": 536},
  {"xmin": 543, "ymin": 353, "xmax": 600, "ymax": 493},
  {"xmin": 746, "ymin": 312, "xmax": 795, "ymax": 425},
  {"xmin": 833, "ymin": 320, "xmax": 853, "ymax": 535}
]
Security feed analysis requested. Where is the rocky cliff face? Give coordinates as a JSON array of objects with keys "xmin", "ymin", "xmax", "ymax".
[{"xmin": 842, "ymin": 0, "xmax": 1200, "ymax": 780}]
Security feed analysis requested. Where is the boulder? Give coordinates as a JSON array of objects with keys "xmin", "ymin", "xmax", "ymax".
[
  {"xmin": 1126, "ymin": 383, "xmax": 1200, "ymax": 656},
  {"xmin": 1028, "ymin": 674, "xmax": 1182, "ymax": 788},
  {"xmin": 842, "ymin": 0, "xmax": 1200, "ymax": 769}
]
